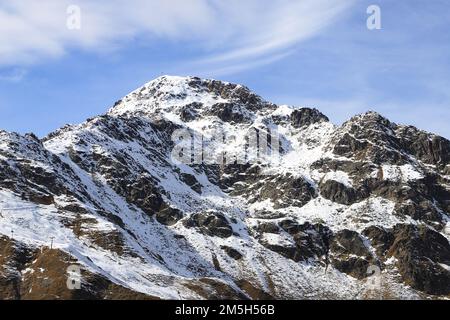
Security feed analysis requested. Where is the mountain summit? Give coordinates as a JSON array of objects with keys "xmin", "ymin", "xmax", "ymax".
[{"xmin": 0, "ymin": 76, "xmax": 449, "ymax": 299}]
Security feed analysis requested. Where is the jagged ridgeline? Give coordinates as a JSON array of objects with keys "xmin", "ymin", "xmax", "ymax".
[{"xmin": 0, "ymin": 76, "xmax": 449, "ymax": 299}]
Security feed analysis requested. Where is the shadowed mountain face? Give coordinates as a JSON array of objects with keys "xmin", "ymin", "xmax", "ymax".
[{"xmin": 0, "ymin": 76, "xmax": 449, "ymax": 299}]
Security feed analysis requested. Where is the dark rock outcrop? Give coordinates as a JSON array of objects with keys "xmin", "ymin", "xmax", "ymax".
[
  {"xmin": 220, "ymin": 246, "xmax": 243, "ymax": 260},
  {"xmin": 397, "ymin": 126, "xmax": 450, "ymax": 168},
  {"xmin": 183, "ymin": 212, "xmax": 233, "ymax": 238},
  {"xmin": 329, "ymin": 229, "xmax": 377, "ymax": 279},
  {"xmin": 179, "ymin": 173, "xmax": 202, "ymax": 194},
  {"xmin": 155, "ymin": 204, "xmax": 183, "ymax": 226},
  {"xmin": 290, "ymin": 108, "xmax": 329, "ymax": 128},
  {"xmin": 259, "ymin": 220, "xmax": 332, "ymax": 263},
  {"xmin": 319, "ymin": 180, "xmax": 360, "ymax": 205},
  {"xmin": 363, "ymin": 224, "xmax": 450, "ymax": 295},
  {"xmin": 388, "ymin": 224, "xmax": 450, "ymax": 295},
  {"xmin": 208, "ymin": 103, "xmax": 250, "ymax": 123},
  {"xmin": 254, "ymin": 222, "xmax": 280, "ymax": 234},
  {"xmin": 180, "ymin": 103, "xmax": 201, "ymax": 122},
  {"xmin": 362, "ymin": 226, "xmax": 394, "ymax": 257},
  {"xmin": 239, "ymin": 174, "xmax": 317, "ymax": 209}
]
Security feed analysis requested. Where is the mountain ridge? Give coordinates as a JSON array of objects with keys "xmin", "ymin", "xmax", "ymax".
[{"xmin": 0, "ymin": 75, "xmax": 449, "ymax": 299}]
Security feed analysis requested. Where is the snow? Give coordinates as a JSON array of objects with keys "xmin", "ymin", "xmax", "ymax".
[
  {"xmin": 444, "ymin": 221, "xmax": 450, "ymax": 236},
  {"xmin": 0, "ymin": 190, "xmax": 206, "ymax": 299},
  {"xmin": 371, "ymin": 164, "xmax": 423, "ymax": 182},
  {"xmin": 250, "ymin": 196, "xmax": 415, "ymax": 233},
  {"xmin": 318, "ymin": 170, "xmax": 353, "ymax": 187},
  {"xmin": 108, "ymin": 76, "xmax": 229, "ymax": 118},
  {"xmin": 271, "ymin": 104, "xmax": 294, "ymax": 117},
  {"xmin": 439, "ymin": 263, "xmax": 450, "ymax": 272},
  {"xmin": 261, "ymin": 232, "xmax": 295, "ymax": 247}
]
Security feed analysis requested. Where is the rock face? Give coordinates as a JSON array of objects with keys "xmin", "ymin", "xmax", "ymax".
[
  {"xmin": 388, "ymin": 225, "xmax": 450, "ymax": 295},
  {"xmin": 319, "ymin": 180, "xmax": 360, "ymax": 205},
  {"xmin": 257, "ymin": 220, "xmax": 331, "ymax": 263},
  {"xmin": 184, "ymin": 211, "xmax": 233, "ymax": 238},
  {"xmin": 244, "ymin": 174, "xmax": 317, "ymax": 209},
  {"xmin": 363, "ymin": 224, "xmax": 450, "ymax": 295},
  {"xmin": 329, "ymin": 230, "xmax": 377, "ymax": 279},
  {"xmin": 0, "ymin": 76, "xmax": 449, "ymax": 300},
  {"xmin": 290, "ymin": 108, "xmax": 329, "ymax": 128},
  {"xmin": 398, "ymin": 126, "xmax": 450, "ymax": 168}
]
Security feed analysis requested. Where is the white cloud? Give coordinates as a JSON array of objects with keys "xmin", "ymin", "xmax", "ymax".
[
  {"xmin": 0, "ymin": 0, "xmax": 354, "ymax": 71},
  {"xmin": 199, "ymin": 0, "xmax": 353, "ymax": 64}
]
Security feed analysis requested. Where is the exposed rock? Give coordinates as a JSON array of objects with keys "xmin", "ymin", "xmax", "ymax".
[
  {"xmin": 311, "ymin": 158, "xmax": 373, "ymax": 174},
  {"xmin": 184, "ymin": 211, "xmax": 233, "ymax": 238},
  {"xmin": 208, "ymin": 102, "xmax": 250, "ymax": 123},
  {"xmin": 254, "ymin": 222, "xmax": 280, "ymax": 234},
  {"xmin": 362, "ymin": 226, "xmax": 394, "ymax": 257},
  {"xmin": 27, "ymin": 192, "xmax": 55, "ymax": 205},
  {"xmin": 331, "ymin": 112, "xmax": 406, "ymax": 164},
  {"xmin": 329, "ymin": 229, "xmax": 377, "ymax": 279},
  {"xmin": 394, "ymin": 200, "xmax": 442, "ymax": 224},
  {"xmin": 397, "ymin": 126, "xmax": 450, "ymax": 168},
  {"xmin": 124, "ymin": 177, "xmax": 164, "ymax": 216},
  {"xmin": 180, "ymin": 103, "xmax": 201, "ymax": 122},
  {"xmin": 278, "ymin": 219, "xmax": 302, "ymax": 235},
  {"xmin": 244, "ymin": 174, "xmax": 317, "ymax": 209},
  {"xmin": 388, "ymin": 224, "xmax": 450, "ymax": 295},
  {"xmin": 220, "ymin": 246, "xmax": 243, "ymax": 260},
  {"xmin": 182, "ymin": 277, "xmax": 247, "ymax": 300},
  {"xmin": 292, "ymin": 222, "xmax": 332, "ymax": 261},
  {"xmin": 0, "ymin": 237, "xmax": 155, "ymax": 300},
  {"xmin": 319, "ymin": 180, "xmax": 360, "ymax": 205},
  {"xmin": 180, "ymin": 173, "xmax": 202, "ymax": 194},
  {"xmin": 236, "ymin": 279, "xmax": 274, "ymax": 299},
  {"xmin": 290, "ymin": 108, "xmax": 329, "ymax": 128},
  {"xmin": 155, "ymin": 204, "xmax": 183, "ymax": 226},
  {"xmin": 2, "ymin": 76, "xmax": 450, "ymax": 299},
  {"xmin": 260, "ymin": 240, "xmax": 299, "ymax": 262},
  {"xmin": 260, "ymin": 221, "xmax": 332, "ymax": 263}
]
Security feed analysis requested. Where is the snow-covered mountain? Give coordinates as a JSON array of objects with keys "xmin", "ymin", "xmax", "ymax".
[{"xmin": 0, "ymin": 76, "xmax": 449, "ymax": 299}]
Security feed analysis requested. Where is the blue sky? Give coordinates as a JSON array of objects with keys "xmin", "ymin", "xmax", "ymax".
[{"xmin": 0, "ymin": 0, "xmax": 449, "ymax": 138}]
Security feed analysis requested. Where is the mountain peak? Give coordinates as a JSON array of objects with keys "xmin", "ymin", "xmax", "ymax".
[
  {"xmin": 108, "ymin": 75, "xmax": 268, "ymax": 118},
  {"xmin": 350, "ymin": 110, "xmax": 391, "ymax": 124}
]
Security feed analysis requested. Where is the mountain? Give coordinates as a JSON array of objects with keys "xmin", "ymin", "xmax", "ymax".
[{"xmin": 0, "ymin": 75, "xmax": 449, "ymax": 299}]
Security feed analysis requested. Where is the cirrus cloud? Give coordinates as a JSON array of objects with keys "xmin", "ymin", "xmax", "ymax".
[{"xmin": 0, "ymin": 0, "xmax": 355, "ymax": 71}]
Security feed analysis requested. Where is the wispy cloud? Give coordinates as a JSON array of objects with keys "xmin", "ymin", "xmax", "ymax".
[
  {"xmin": 0, "ymin": 0, "xmax": 354, "ymax": 72},
  {"xmin": 199, "ymin": 0, "xmax": 354, "ymax": 64}
]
